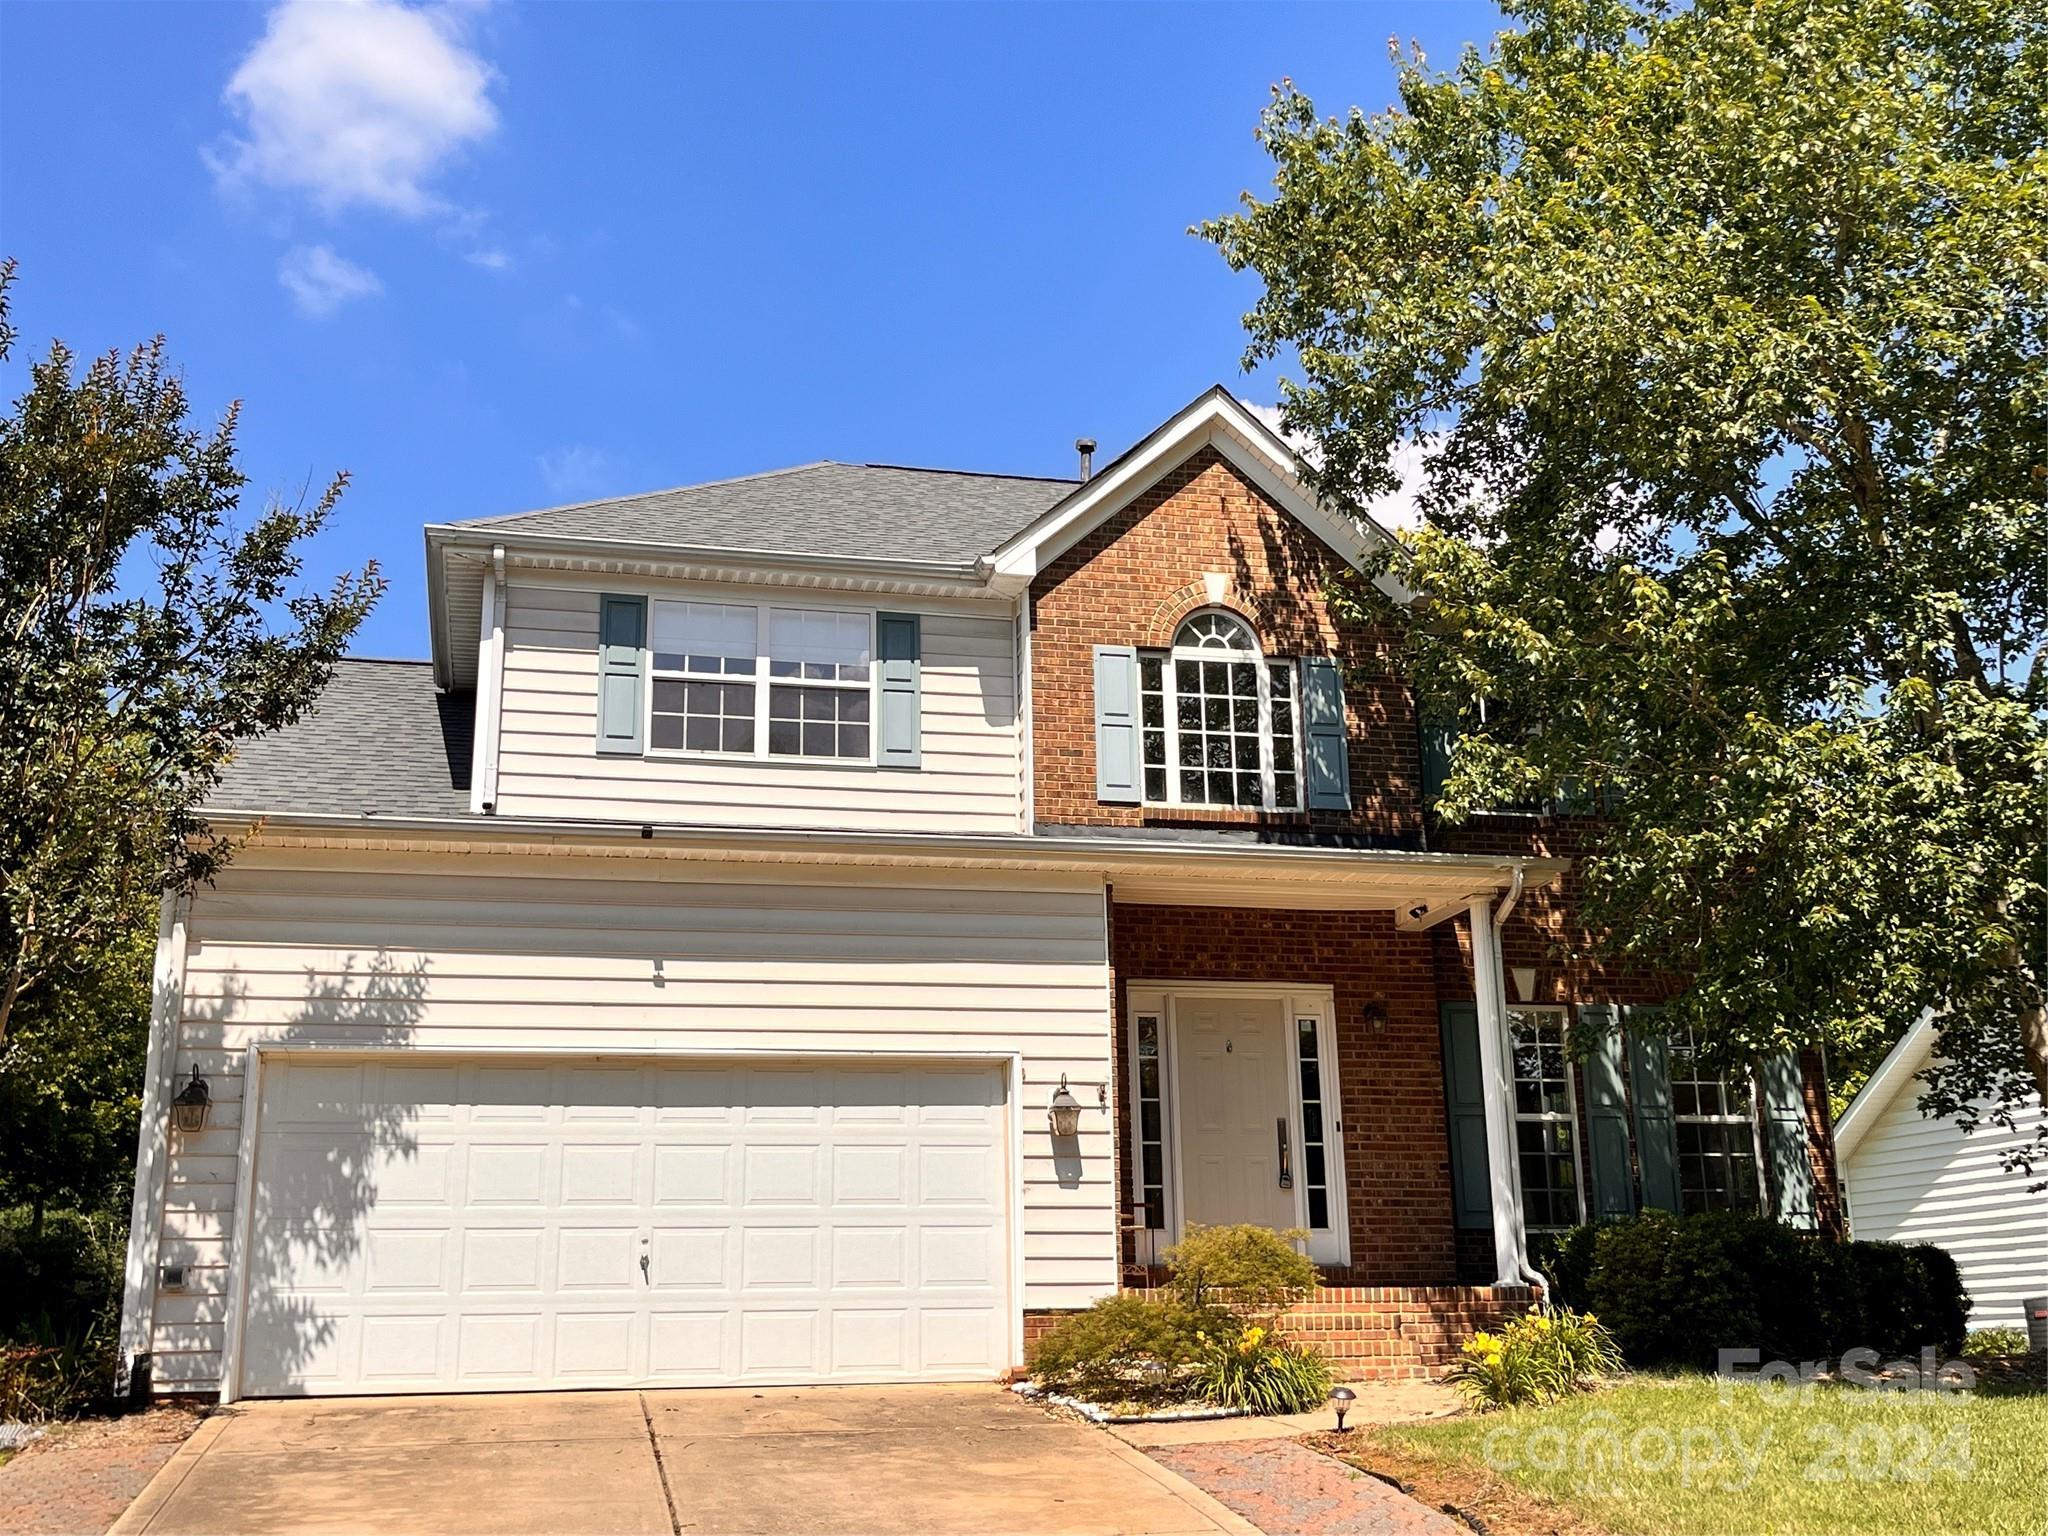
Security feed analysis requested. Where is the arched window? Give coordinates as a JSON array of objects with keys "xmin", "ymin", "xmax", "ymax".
[
  {"xmin": 1173, "ymin": 611, "xmax": 1258, "ymax": 653},
  {"xmin": 1137, "ymin": 610, "xmax": 1301, "ymax": 809}
]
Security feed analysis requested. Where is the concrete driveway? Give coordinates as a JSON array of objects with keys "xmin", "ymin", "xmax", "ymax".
[{"xmin": 109, "ymin": 1385, "xmax": 1258, "ymax": 1536}]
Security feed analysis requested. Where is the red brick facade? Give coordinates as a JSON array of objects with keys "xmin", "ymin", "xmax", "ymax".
[
  {"xmin": 1109, "ymin": 903, "xmax": 1456, "ymax": 1284},
  {"xmin": 1028, "ymin": 442, "xmax": 1844, "ymax": 1299},
  {"xmin": 1025, "ymin": 1287, "xmax": 1534, "ymax": 1383},
  {"xmin": 1028, "ymin": 445, "xmax": 1422, "ymax": 842}
]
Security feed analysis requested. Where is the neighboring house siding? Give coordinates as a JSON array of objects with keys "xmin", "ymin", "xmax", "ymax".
[
  {"xmin": 146, "ymin": 845, "xmax": 1116, "ymax": 1394},
  {"xmin": 1844, "ymin": 1087, "xmax": 2046, "ymax": 1331},
  {"xmin": 1027, "ymin": 447, "xmax": 1424, "ymax": 842},
  {"xmin": 491, "ymin": 583, "xmax": 1024, "ymax": 832}
]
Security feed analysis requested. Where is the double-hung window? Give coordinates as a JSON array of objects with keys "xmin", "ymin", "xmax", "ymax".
[
  {"xmin": 766, "ymin": 607, "xmax": 871, "ymax": 759},
  {"xmin": 1509, "ymin": 1007, "xmax": 1583, "ymax": 1229},
  {"xmin": 1668, "ymin": 1026, "xmax": 1762, "ymax": 1214},
  {"xmin": 1137, "ymin": 611, "xmax": 1300, "ymax": 810},
  {"xmin": 649, "ymin": 601, "xmax": 873, "ymax": 762}
]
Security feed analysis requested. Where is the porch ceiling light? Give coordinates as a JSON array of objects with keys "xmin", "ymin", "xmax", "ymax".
[
  {"xmin": 170, "ymin": 1065, "xmax": 210, "ymax": 1135},
  {"xmin": 1329, "ymin": 1384, "xmax": 1356, "ymax": 1432},
  {"xmin": 1047, "ymin": 1075, "xmax": 1083, "ymax": 1139}
]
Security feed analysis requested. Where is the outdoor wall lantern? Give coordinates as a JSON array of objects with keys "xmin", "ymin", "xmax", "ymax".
[
  {"xmin": 170, "ymin": 1065, "xmax": 211, "ymax": 1134},
  {"xmin": 1047, "ymin": 1075, "xmax": 1084, "ymax": 1139},
  {"xmin": 1328, "ymin": 1385, "xmax": 1356, "ymax": 1433}
]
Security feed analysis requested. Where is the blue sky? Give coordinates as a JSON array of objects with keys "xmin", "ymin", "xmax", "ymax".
[{"xmin": 1, "ymin": 0, "xmax": 1503, "ymax": 658}]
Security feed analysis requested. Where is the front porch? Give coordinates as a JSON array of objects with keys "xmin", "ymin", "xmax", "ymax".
[{"xmin": 1102, "ymin": 897, "xmax": 1540, "ymax": 1377}]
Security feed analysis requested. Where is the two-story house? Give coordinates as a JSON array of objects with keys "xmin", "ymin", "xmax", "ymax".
[{"xmin": 116, "ymin": 388, "xmax": 1843, "ymax": 1401}]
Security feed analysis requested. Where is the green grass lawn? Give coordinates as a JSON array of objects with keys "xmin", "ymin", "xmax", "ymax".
[{"xmin": 1378, "ymin": 1374, "xmax": 2046, "ymax": 1536}]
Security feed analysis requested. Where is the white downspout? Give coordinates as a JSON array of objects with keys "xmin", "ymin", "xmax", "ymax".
[
  {"xmin": 1470, "ymin": 865, "xmax": 1549, "ymax": 1300},
  {"xmin": 472, "ymin": 545, "xmax": 508, "ymax": 814}
]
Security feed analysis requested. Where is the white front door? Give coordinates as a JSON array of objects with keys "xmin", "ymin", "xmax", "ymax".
[
  {"xmin": 237, "ymin": 1055, "xmax": 1010, "ymax": 1397},
  {"xmin": 1174, "ymin": 995, "xmax": 1298, "ymax": 1232}
]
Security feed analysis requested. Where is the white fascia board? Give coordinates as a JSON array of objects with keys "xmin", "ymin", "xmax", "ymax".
[
  {"xmin": 199, "ymin": 805, "xmax": 1565, "ymax": 896},
  {"xmin": 989, "ymin": 389, "xmax": 1410, "ymax": 603},
  {"xmin": 425, "ymin": 524, "xmax": 989, "ymax": 580},
  {"xmin": 1835, "ymin": 1012, "xmax": 1938, "ymax": 1159}
]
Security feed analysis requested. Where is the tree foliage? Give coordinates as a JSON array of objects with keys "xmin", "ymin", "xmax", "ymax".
[
  {"xmin": 0, "ymin": 261, "xmax": 385, "ymax": 1048},
  {"xmin": 1203, "ymin": 0, "xmax": 2047, "ymax": 1164}
]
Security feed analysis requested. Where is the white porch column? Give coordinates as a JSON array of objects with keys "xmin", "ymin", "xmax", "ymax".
[{"xmin": 1467, "ymin": 897, "xmax": 1526, "ymax": 1288}]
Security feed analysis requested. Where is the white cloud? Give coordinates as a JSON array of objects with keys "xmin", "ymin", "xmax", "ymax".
[
  {"xmin": 465, "ymin": 247, "xmax": 513, "ymax": 271},
  {"xmin": 1248, "ymin": 403, "xmax": 1433, "ymax": 533},
  {"xmin": 278, "ymin": 244, "xmax": 383, "ymax": 316},
  {"xmin": 537, "ymin": 445, "xmax": 621, "ymax": 501},
  {"xmin": 212, "ymin": 0, "xmax": 498, "ymax": 218}
]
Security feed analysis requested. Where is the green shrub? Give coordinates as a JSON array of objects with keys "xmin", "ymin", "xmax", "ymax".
[
  {"xmin": 1963, "ymin": 1327, "xmax": 2031, "ymax": 1359},
  {"xmin": 1192, "ymin": 1324, "xmax": 1333, "ymax": 1414},
  {"xmin": 1163, "ymin": 1222, "xmax": 1319, "ymax": 1319},
  {"xmin": 1443, "ymin": 1307, "xmax": 1624, "ymax": 1411},
  {"xmin": 0, "ymin": 1329, "xmax": 118, "ymax": 1422},
  {"xmin": 1027, "ymin": 1294, "xmax": 1221, "ymax": 1404},
  {"xmin": 0, "ymin": 1207, "xmax": 125, "ymax": 1345},
  {"xmin": 1544, "ymin": 1211, "xmax": 1971, "ymax": 1369}
]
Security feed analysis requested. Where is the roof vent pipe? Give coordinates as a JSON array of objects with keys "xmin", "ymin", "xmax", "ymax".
[{"xmin": 1075, "ymin": 438, "xmax": 1097, "ymax": 482}]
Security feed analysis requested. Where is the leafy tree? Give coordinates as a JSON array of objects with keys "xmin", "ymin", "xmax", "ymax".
[
  {"xmin": 0, "ymin": 915, "xmax": 152, "ymax": 1222},
  {"xmin": 0, "ymin": 261, "xmax": 385, "ymax": 1048},
  {"xmin": 1203, "ymin": 0, "xmax": 2046, "ymax": 1166}
]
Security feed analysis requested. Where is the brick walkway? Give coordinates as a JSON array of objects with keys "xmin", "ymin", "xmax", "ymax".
[
  {"xmin": 0, "ymin": 1410, "xmax": 203, "ymax": 1536},
  {"xmin": 1146, "ymin": 1439, "xmax": 1465, "ymax": 1536}
]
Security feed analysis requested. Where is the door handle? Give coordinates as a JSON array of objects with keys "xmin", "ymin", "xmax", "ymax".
[
  {"xmin": 1277, "ymin": 1117, "xmax": 1293, "ymax": 1189},
  {"xmin": 640, "ymin": 1252, "xmax": 650, "ymax": 1284}
]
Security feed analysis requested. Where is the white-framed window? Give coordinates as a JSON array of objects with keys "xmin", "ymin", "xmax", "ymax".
[
  {"xmin": 1294, "ymin": 1014, "xmax": 1332, "ymax": 1230},
  {"xmin": 1509, "ymin": 1006, "xmax": 1584, "ymax": 1229},
  {"xmin": 649, "ymin": 600, "xmax": 874, "ymax": 763},
  {"xmin": 1132, "ymin": 1011, "xmax": 1167, "ymax": 1232},
  {"xmin": 1137, "ymin": 611, "xmax": 1300, "ymax": 810},
  {"xmin": 1668, "ymin": 1026, "xmax": 1762, "ymax": 1214}
]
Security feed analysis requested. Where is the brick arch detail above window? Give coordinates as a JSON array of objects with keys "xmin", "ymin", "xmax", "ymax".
[{"xmin": 1145, "ymin": 583, "xmax": 1341, "ymax": 656}]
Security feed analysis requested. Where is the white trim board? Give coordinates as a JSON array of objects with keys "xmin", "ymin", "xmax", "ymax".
[
  {"xmin": 989, "ymin": 388, "xmax": 1407, "ymax": 602},
  {"xmin": 1122, "ymin": 981, "xmax": 1349, "ymax": 1268},
  {"xmin": 1835, "ymin": 1012, "xmax": 1937, "ymax": 1159},
  {"xmin": 115, "ymin": 893, "xmax": 191, "ymax": 1395}
]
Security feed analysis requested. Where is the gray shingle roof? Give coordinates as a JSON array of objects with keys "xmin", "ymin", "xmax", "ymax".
[
  {"xmin": 452, "ymin": 462, "xmax": 1077, "ymax": 563},
  {"xmin": 208, "ymin": 659, "xmax": 473, "ymax": 818}
]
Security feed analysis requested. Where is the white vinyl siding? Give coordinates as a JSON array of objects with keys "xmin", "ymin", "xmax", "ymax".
[
  {"xmin": 492, "ymin": 584, "xmax": 1022, "ymax": 831},
  {"xmin": 1843, "ymin": 1090, "xmax": 2047, "ymax": 1332},
  {"xmin": 143, "ymin": 845, "xmax": 1114, "ymax": 1395}
]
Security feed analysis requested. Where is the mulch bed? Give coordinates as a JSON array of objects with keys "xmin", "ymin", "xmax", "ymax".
[{"xmin": 1300, "ymin": 1429, "xmax": 1613, "ymax": 1536}]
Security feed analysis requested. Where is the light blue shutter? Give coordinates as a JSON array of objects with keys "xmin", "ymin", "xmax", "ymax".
[
  {"xmin": 1093, "ymin": 645, "xmax": 1140, "ymax": 803},
  {"xmin": 1440, "ymin": 1001, "xmax": 1494, "ymax": 1229},
  {"xmin": 875, "ymin": 612, "xmax": 922, "ymax": 768},
  {"xmin": 1578, "ymin": 1005, "xmax": 1635, "ymax": 1221},
  {"xmin": 1762, "ymin": 1052, "xmax": 1818, "ymax": 1229},
  {"xmin": 595, "ymin": 594, "xmax": 646, "ymax": 755},
  {"xmin": 1625, "ymin": 1008, "xmax": 1682, "ymax": 1213},
  {"xmin": 1299, "ymin": 656, "xmax": 1352, "ymax": 810}
]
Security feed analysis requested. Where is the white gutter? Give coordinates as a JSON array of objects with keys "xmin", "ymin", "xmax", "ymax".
[
  {"xmin": 423, "ymin": 524, "xmax": 992, "ymax": 583},
  {"xmin": 199, "ymin": 804, "xmax": 1562, "ymax": 885}
]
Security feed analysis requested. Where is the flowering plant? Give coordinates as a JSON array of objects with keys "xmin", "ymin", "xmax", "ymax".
[{"xmin": 1445, "ymin": 1307, "xmax": 1624, "ymax": 1410}]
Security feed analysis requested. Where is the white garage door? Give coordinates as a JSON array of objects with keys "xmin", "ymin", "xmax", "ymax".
[{"xmin": 237, "ymin": 1056, "xmax": 1011, "ymax": 1396}]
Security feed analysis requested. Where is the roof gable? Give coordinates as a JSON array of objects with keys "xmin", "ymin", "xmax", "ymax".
[
  {"xmin": 987, "ymin": 387, "xmax": 1406, "ymax": 599},
  {"xmin": 1834, "ymin": 1014, "xmax": 1937, "ymax": 1158}
]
